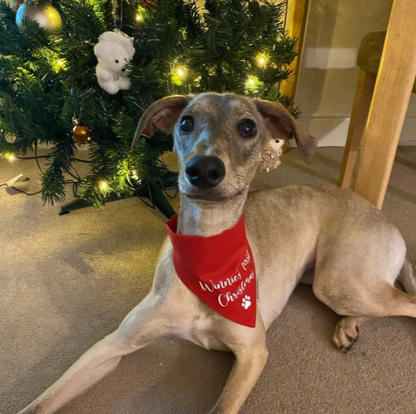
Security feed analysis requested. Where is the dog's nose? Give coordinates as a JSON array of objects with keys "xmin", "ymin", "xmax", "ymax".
[{"xmin": 185, "ymin": 156, "xmax": 226, "ymax": 188}]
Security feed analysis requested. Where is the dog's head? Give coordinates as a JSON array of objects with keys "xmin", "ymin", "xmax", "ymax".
[{"xmin": 132, "ymin": 93, "xmax": 316, "ymax": 203}]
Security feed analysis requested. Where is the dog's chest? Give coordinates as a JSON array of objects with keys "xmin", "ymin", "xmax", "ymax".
[
  {"xmin": 175, "ymin": 313, "xmax": 230, "ymax": 351},
  {"xmin": 158, "ymin": 264, "xmax": 231, "ymax": 351},
  {"xmin": 175, "ymin": 306, "xmax": 229, "ymax": 351}
]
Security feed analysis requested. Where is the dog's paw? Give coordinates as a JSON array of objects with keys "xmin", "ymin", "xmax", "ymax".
[
  {"xmin": 242, "ymin": 295, "xmax": 251, "ymax": 310},
  {"xmin": 333, "ymin": 318, "xmax": 360, "ymax": 352}
]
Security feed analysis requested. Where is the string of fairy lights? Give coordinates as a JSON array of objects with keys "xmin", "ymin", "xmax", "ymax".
[{"xmin": 1, "ymin": 7, "xmax": 274, "ymax": 197}]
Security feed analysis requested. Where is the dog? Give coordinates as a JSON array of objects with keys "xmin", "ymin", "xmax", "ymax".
[{"xmin": 17, "ymin": 93, "xmax": 415, "ymax": 414}]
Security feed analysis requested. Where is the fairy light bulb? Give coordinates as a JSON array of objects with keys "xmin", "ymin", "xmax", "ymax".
[
  {"xmin": 245, "ymin": 75, "xmax": 262, "ymax": 92},
  {"xmin": 99, "ymin": 180, "xmax": 108, "ymax": 191},
  {"xmin": 172, "ymin": 66, "xmax": 188, "ymax": 85},
  {"xmin": 131, "ymin": 170, "xmax": 139, "ymax": 180},
  {"xmin": 256, "ymin": 53, "xmax": 269, "ymax": 67},
  {"xmin": 174, "ymin": 65, "xmax": 187, "ymax": 78},
  {"xmin": 136, "ymin": 13, "xmax": 142, "ymax": 21},
  {"xmin": 6, "ymin": 153, "xmax": 15, "ymax": 161}
]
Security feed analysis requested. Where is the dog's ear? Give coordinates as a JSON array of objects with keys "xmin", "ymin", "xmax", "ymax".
[
  {"xmin": 131, "ymin": 95, "xmax": 192, "ymax": 149},
  {"xmin": 254, "ymin": 99, "xmax": 317, "ymax": 164}
]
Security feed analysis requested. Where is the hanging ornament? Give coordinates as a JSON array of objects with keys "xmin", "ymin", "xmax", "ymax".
[
  {"xmin": 10, "ymin": 0, "xmax": 25, "ymax": 13},
  {"xmin": 138, "ymin": 0, "xmax": 158, "ymax": 10},
  {"xmin": 94, "ymin": 30, "xmax": 135, "ymax": 95},
  {"xmin": 72, "ymin": 122, "xmax": 93, "ymax": 145},
  {"xmin": 16, "ymin": 0, "xmax": 62, "ymax": 34}
]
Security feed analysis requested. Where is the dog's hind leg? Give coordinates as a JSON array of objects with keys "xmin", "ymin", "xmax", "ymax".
[
  {"xmin": 315, "ymin": 274, "xmax": 416, "ymax": 352},
  {"xmin": 316, "ymin": 278, "xmax": 416, "ymax": 351},
  {"xmin": 333, "ymin": 259, "xmax": 416, "ymax": 351},
  {"xmin": 17, "ymin": 293, "xmax": 170, "ymax": 414},
  {"xmin": 311, "ymin": 220, "xmax": 412, "ymax": 349}
]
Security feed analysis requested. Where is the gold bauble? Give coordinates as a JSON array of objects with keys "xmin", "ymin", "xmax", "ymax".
[
  {"xmin": 16, "ymin": 1, "xmax": 62, "ymax": 34},
  {"xmin": 72, "ymin": 125, "xmax": 92, "ymax": 145}
]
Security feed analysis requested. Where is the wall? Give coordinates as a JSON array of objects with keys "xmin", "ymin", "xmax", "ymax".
[{"xmin": 295, "ymin": 0, "xmax": 416, "ymax": 146}]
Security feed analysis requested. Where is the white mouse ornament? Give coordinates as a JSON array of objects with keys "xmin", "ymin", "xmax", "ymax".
[
  {"xmin": 94, "ymin": 30, "xmax": 135, "ymax": 95},
  {"xmin": 258, "ymin": 139, "xmax": 285, "ymax": 172}
]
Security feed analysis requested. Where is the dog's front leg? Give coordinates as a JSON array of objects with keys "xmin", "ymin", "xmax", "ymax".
[
  {"xmin": 17, "ymin": 293, "xmax": 169, "ymax": 414},
  {"xmin": 210, "ymin": 316, "xmax": 269, "ymax": 414}
]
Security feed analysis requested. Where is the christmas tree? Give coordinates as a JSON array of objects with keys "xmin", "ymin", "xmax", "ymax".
[{"xmin": 0, "ymin": 0, "xmax": 297, "ymax": 214}]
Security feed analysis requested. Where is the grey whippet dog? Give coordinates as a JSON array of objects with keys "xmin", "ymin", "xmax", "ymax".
[{"xmin": 17, "ymin": 93, "xmax": 416, "ymax": 414}]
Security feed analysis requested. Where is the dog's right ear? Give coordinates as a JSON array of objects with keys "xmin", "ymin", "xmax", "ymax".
[
  {"xmin": 131, "ymin": 95, "xmax": 192, "ymax": 149},
  {"xmin": 254, "ymin": 99, "xmax": 317, "ymax": 164}
]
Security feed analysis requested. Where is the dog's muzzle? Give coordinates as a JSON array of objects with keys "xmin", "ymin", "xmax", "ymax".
[{"xmin": 185, "ymin": 156, "xmax": 225, "ymax": 189}]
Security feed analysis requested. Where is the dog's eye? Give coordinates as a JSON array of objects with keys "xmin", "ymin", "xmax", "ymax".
[
  {"xmin": 115, "ymin": 59, "xmax": 119, "ymax": 63},
  {"xmin": 238, "ymin": 119, "xmax": 256, "ymax": 138},
  {"xmin": 180, "ymin": 116, "xmax": 194, "ymax": 133}
]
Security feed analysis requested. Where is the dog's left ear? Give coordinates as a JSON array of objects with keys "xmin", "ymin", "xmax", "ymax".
[
  {"xmin": 131, "ymin": 95, "xmax": 192, "ymax": 149},
  {"xmin": 254, "ymin": 99, "xmax": 317, "ymax": 164}
]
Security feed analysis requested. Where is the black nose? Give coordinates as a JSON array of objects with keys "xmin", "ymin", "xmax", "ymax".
[{"xmin": 185, "ymin": 156, "xmax": 226, "ymax": 189}]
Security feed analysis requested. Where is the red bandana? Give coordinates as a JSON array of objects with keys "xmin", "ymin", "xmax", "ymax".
[{"xmin": 166, "ymin": 214, "xmax": 257, "ymax": 328}]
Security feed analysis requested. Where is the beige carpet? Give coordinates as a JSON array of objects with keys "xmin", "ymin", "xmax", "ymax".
[{"xmin": 1, "ymin": 147, "xmax": 416, "ymax": 414}]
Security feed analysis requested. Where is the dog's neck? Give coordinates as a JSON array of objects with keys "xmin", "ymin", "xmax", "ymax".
[{"xmin": 177, "ymin": 191, "xmax": 248, "ymax": 237}]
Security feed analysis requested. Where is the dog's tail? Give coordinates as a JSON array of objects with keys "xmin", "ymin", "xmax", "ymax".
[{"xmin": 398, "ymin": 255, "xmax": 416, "ymax": 295}]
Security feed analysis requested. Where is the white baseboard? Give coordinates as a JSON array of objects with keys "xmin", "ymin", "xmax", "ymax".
[{"xmin": 296, "ymin": 112, "xmax": 416, "ymax": 147}]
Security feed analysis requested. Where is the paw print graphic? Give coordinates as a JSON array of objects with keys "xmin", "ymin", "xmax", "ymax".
[{"xmin": 242, "ymin": 295, "xmax": 251, "ymax": 310}]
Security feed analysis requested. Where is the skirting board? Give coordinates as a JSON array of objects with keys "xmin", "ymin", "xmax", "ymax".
[{"xmin": 296, "ymin": 112, "xmax": 416, "ymax": 147}]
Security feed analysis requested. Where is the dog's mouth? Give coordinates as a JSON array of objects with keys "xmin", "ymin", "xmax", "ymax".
[
  {"xmin": 182, "ymin": 188, "xmax": 245, "ymax": 203},
  {"xmin": 179, "ymin": 172, "xmax": 246, "ymax": 203},
  {"xmin": 185, "ymin": 193, "xmax": 229, "ymax": 203}
]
